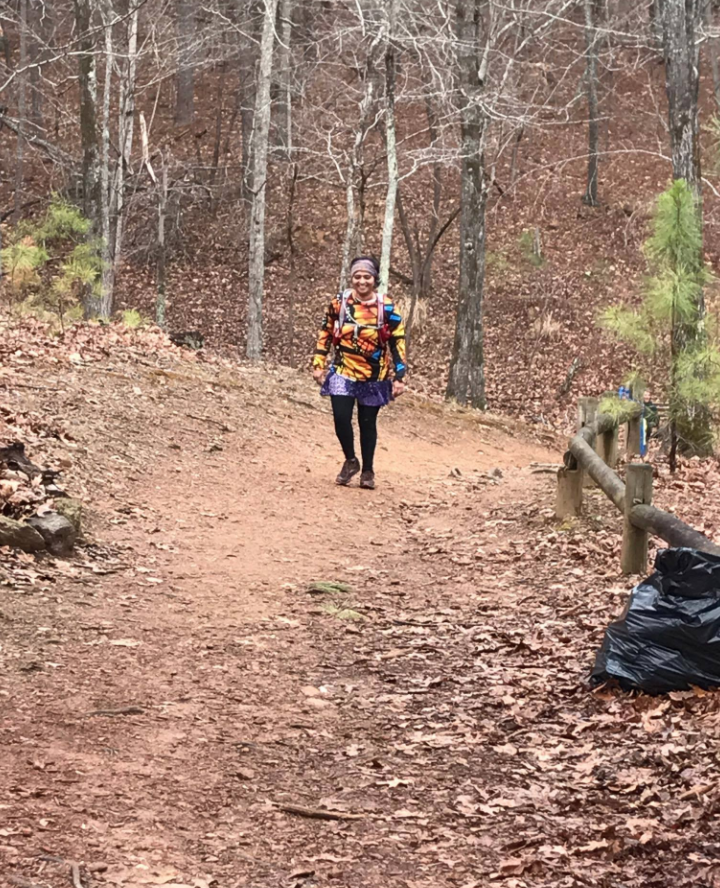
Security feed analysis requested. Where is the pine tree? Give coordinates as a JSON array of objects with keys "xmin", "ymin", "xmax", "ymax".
[
  {"xmin": 1, "ymin": 197, "xmax": 104, "ymax": 331},
  {"xmin": 600, "ymin": 180, "xmax": 720, "ymax": 466}
]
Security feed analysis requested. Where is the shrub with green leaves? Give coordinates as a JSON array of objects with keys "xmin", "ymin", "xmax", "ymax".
[
  {"xmin": 599, "ymin": 179, "xmax": 719, "ymax": 457},
  {"xmin": 2, "ymin": 238, "xmax": 49, "ymax": 289},
  {"xmin": 1, "ymin": 196, "xmax": 103, "ymax": 331},
  {"xmin": 121, "ymin": 309, "xmax": 148, "ymax": 330}
]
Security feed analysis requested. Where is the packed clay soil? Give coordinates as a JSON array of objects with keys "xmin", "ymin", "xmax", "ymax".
[{"xmin": 3, "ymin": 339, "xmax": 720, "ymax": 888}]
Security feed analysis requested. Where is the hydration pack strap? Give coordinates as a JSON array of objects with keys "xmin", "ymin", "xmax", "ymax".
[
  {"xmin": 339, "ymin": 290, "xmax": 351, "ymax": 328},
  {"xmin": 377, "ymin": 293, "xmax": 392, "ymax": 344},
  {"xmin": 333, "ymin": 290, "xmax": 351, "ymax": 345},
  {"xmin": 334, "ymin": 291, "xmax": 390, "ymax": 345}
]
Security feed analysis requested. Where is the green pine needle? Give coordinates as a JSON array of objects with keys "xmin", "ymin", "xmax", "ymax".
[
  {"xmin": 598, "ymin": 179, "xmax": 718, "ymax": 453},
  {"xmin": 598, "ymin": 395, "xmax": 642, "ymax": 424},
  {"xmin": 2, "ymin": 198, "xmax": 102, "ymax": 328}
]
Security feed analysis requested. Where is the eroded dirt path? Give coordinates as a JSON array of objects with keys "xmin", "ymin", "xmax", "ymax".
[
  {"xmin": 1, "ymin": 360, "xmax": 561, "ymax": 888},
  {"xmin": 7, "ymin": 360, "xmax": 720, "ymax": 888}
]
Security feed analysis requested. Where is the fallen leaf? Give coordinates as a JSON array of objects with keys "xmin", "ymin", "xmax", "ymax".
[{"xmin": 576, "ymin": 839, "xmax": 609, "ymax": 853}]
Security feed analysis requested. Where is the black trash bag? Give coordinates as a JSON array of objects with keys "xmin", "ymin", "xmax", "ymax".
[{"xmin": 590, "ymin": 548, "xmax": 720, "ymax": 694}]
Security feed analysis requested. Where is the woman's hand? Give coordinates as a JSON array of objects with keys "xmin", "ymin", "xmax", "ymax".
[
  {"xmin": 313, "ymin": 367, "xmax": 326, "ymax": 386},
  {"xmin": 393, "ymin": 379, "xmax": 406, "ymax": 399}
]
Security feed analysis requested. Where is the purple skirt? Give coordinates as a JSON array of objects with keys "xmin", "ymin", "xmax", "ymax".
[{"xmin": 320, "ymin": 370, "xmax": 392, "ymax": 407}]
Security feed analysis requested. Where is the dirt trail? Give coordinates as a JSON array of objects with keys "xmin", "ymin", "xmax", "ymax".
[
  {"xmin": 149, "ymin": 398, "xmax": 554, "ymax": 620},
  {"xmin": 6, "ymin": 359, "xmax": 720, "ymax": 888},
  {"xmin": 1, "ymin": 357, "xmax": 563, "ymax": 888}
]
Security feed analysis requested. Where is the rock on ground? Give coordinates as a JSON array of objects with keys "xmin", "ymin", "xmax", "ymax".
[
  {"xmin": 27, "ymin": 513, "xmax": 77, "ymax": 555},
  {"xmin": 54, "ymin": 497, "xmax": 84, "ymax": 536},
  {"xmin": 0, "ymin": 515, "xmax": 46, "ymax": 553}
]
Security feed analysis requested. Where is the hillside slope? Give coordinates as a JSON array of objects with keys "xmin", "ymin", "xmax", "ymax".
[
  {"xmin": 2, "ymin": 324, "xmax": 720, "ymax": 887},
  {"xmin": 5, "ymin": 39, "xmax": 720, "ymax": 434}
]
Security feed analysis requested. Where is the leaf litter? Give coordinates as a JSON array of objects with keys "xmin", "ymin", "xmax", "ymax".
[{"xmin": 2, "ymin": 315, "xmax": 720, "ymax": 887}]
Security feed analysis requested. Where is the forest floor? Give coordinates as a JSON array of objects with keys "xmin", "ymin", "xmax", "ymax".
[{"xmin": 3, "ymin": 328, "xmax": 720, "ymax": 888}]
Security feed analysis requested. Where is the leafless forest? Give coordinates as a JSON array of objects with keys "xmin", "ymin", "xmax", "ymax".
[{"xmin": 1, "ymin": 1, "xmax": 719, "ymax": 415}]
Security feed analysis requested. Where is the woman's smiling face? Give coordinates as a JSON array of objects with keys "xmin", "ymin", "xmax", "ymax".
[{"xmin": 352, "ymin": 270, "xmax": 376, "ymax": 298}]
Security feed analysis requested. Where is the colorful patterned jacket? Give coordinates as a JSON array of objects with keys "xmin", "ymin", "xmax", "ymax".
[{"xmin": 313, "ymin": 292, "xmax": 407, "ymax": 383}]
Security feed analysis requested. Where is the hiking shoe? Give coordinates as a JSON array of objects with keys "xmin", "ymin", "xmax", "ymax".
[
  {"xmin": 336, "ymin": 457, "xmax": 360, "ymax": 486},
  {"xmin": 359, "ymin": 471, "xmax": 376, "ymax": 490}
]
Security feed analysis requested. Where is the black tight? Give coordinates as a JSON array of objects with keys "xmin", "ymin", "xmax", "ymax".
[{"xmin": 331, "ymin": 396, "xmax": 381, "ymax": 473}]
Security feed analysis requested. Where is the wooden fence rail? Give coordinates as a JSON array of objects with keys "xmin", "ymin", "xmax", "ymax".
[{"xmin": 557, "ymin": 397, "xmax": 720, "ymax": 574}]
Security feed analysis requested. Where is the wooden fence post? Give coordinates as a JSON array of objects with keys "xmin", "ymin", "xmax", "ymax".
[
  {"xmin": 556, "ymin": 467, "xmax": 583, "ymax": 518},
  {"xmin": 578, "ymin": 397, "xmax": 599, "ymax": 488},
  {"xmin": 577, "ymin": 396, "xmax": 598, "ymax": 431},
  {"xmin": 597, "ymin": 425, "xmax": 619, "ymax": 469},
  {"xmin": 621, "ymin": 463, "xmax": 653, "ymax": 575},
  {"xmin": 627, "ymin": 413, "xmax": 642, "ymax": 457}
]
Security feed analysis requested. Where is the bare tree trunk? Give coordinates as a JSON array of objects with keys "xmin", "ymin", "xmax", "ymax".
[
  {"xmin": 175, "ymin": 0, "xmax": 195, "ymax": 127},
  {"xmin": 113, "ymin": 4, "xmax": 139, "ymax": 281},
  {"xmin": 710, "ymin": 37, "xmax": 720, "ymax": 111},
  {"xmin": 378, "ymin": 0, "xmax": 399, "ymax": 294},
  {"xmin": 246, "ymin": 0, "xmax": 280, "ymax": 361},
  {"xmin": 286, "ymin": 162, "xmax": 298, "ymax": 365},
  {"xmin": 273, "ymin": 0, "xmax": 293, "ymax": 159},
  {"xmin": 396, "ymin": 86, "xmax": 447, "ymax": 310},
  {"xmin": 396, "ymin": 185, "xmax": 422, "ymax": 352},
  {"xmin": 397, "ymin": 188, "xmax": 422, "ymax": 296},
  {"xmin": 509, "ymin": 125, "xmax": 524, "ymax": 187},
  {"xmin": 99, "ymin": 0, "xmax": 114, "ymax": 318},
  {"xmin": 211, "ymin": 61, "xmax": 228, "ymax": 187},
  {"xmin": 239, "ymin": 0, "xmax": 260, "ymax": 217},
  {"xmin": 340, "ymin": 179, "xmax": 359, "ymax": 291},
  {"xmin": 582, "ymin": 0, "xmax": 601, "ymax": 207},
  {"xmin": 397, "ymin": 101, "xmax": 459, "ymax": 356},
  {"xmin": 13, "ymin": 0, "xmax": 27, "ymax": 225},
  {"xmin": 446, "ymin": 0, "xmax": 488, "ymax": 410},
  {"xmin": 74, "ymin": 0, "xmax": 102, "ymax": 317},
  {"xmin": 0, "ymin": 21, "xmax": 10, "ymax": 69},
  {"xmin": 422, "ymin": 93, "xmax": 442, "ymax": 296},
  {"xmin": 28, "ymin": 0, "xmax": 43, "ymax": 129},
  {"xmin": 157, "ymin": 160, "xmax": 168, "ymax": 329},
  {"xmin": 339, "ymin": 29, "xmax": 384, "ymax": 289},
  {"xmin": 650, "ymin": 0, "xmax": 664, "ymax": 44},
  {"xmin": 74, "ymin": 0, "xmax": 100, "ymax": 228},
  {"xmin": 0, "ymin": 12, "xmax": 15, "ymax": 271},
  {"xmin": 662, "ymin": 0, "xmax": 702, "ymax": 198},
  {"xmin": 705, "ymin": 0, "xmax": 720, "ymax": 109}
]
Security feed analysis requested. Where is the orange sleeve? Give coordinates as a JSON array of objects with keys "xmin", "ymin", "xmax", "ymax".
[{"xmin": 313, "ymin": 297, "xmax": 339, "ymax": 368}]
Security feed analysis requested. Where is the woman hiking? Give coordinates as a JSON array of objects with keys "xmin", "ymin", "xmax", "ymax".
[{"xmin": 312, "ymin": 256, "xmax": 407, "ymax": 490}]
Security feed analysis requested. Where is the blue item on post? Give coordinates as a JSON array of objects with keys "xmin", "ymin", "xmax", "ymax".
[
  {"xmin": 640, "ymin": 403, "xmax": 648, "ymax": 457},
  {"xmin": 618, "ymin": 386, "xmax": 648, "ymax": 456}
]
